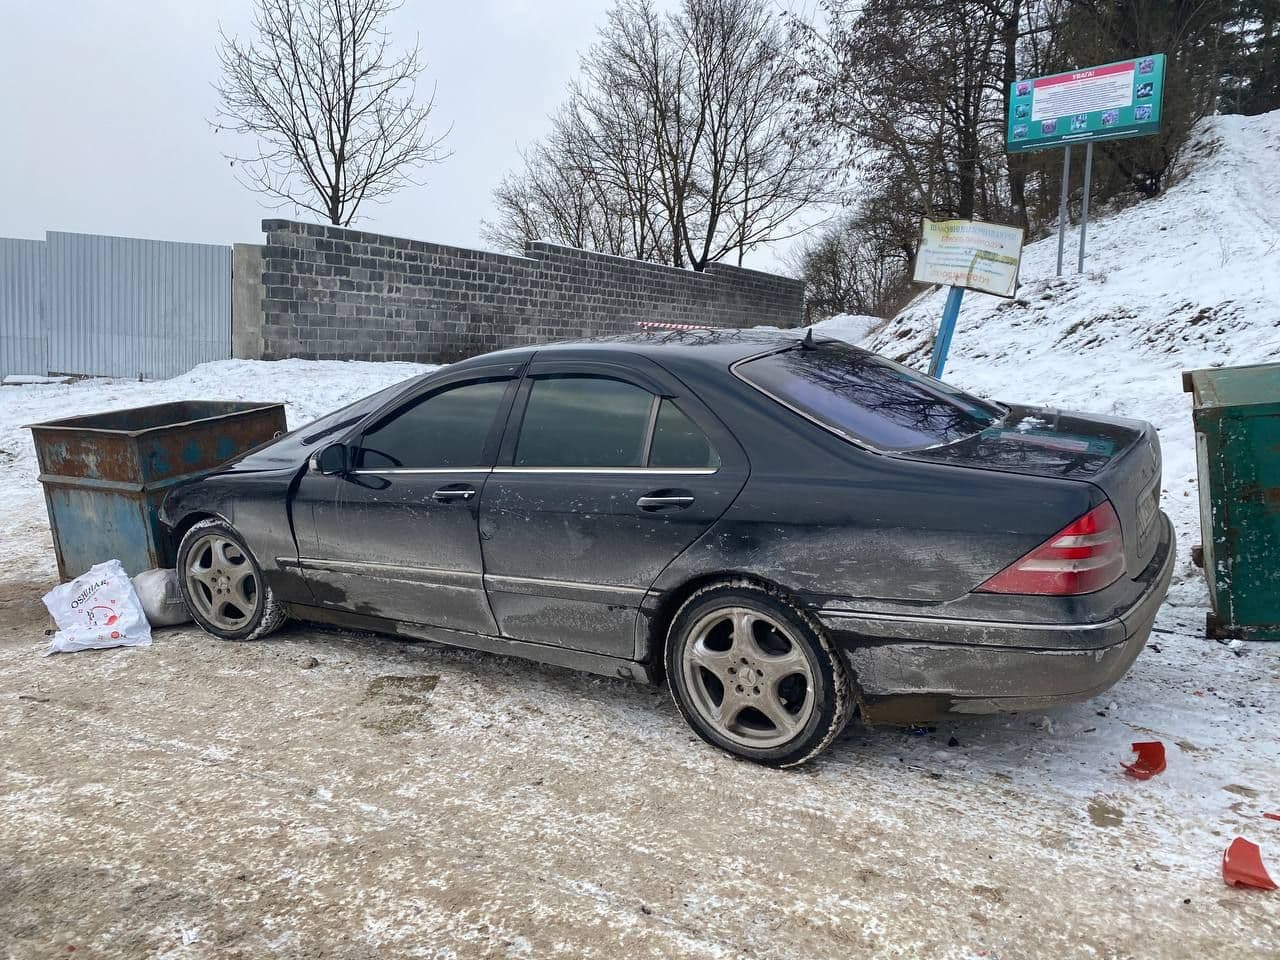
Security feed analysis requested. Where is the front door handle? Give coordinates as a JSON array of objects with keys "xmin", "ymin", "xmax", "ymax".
[
  {"xmin": 432, "ymin": 484, "xmax": 476, "ymax": 503},
  {"xmin": 637, "ymin": 493, "xmax": 695, "ymax": 511}
]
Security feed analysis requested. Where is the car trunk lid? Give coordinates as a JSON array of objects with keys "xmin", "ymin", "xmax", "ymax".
[{"xmin": 899, "ymin": 405, "xmax": 1163, "ymax": 577}]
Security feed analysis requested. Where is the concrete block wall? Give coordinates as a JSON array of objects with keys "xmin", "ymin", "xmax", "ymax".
[{"xmin": 255, "ymin": 220, "xmax": 803, "ymax": 364}]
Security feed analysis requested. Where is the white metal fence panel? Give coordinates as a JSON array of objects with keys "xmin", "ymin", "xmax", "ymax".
[
  {"xmin": 43, "ymin": 231, "xmax": 231, "ymax": 379},
  {"xmin": 0, "ymin": 238, "xmax": 48, "ymax": 378}
]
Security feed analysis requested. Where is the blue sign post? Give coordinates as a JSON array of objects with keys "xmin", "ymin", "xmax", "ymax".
[{"xmin": 928, "ymin": 287, "xmax": 965, "ymax": 379}]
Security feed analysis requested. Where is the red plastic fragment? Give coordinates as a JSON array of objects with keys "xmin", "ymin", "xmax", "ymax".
[
  {"xmin": 1223, "ymin": 837, "xmax": 1278, "ymax": 891},
  {"xmin": 1264, "ymin": 812, "xmax": 1280, "ymax": 822},
  {"xmin": 1121, "ymin": 741, "xmax": 1167, "ymax": 780}
]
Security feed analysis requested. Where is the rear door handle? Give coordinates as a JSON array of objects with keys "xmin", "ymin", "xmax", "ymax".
[
  {"xmin": 432, "ymin": 485, "xmax": 476, "ymax": 503},
  {"xmin": 637, "ymin": 494, "xmax": 695, "ymax": 511}
]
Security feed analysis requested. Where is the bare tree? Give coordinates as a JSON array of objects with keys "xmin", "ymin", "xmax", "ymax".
[
  {"xmin": 213, "ymin": 0, "xmax": 449, "ymax": 225},
  {"xmin": 484, "ymin": 0, "xmax": 832, "ymax": 270},
  {"xmin": 788, "ymin": 197, "xmax": 916, "ymax": 321},
  {"xmin": 483, "ymin": 106, "xmax": 643, "ymax": 258}
]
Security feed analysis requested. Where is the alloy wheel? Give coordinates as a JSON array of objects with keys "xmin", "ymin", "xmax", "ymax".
[
  {"xmin": 680, "ymin": 606, "xmax": 816, "ymax": 749},
  {"xmin": 183, "ymin": 533, "xmax": 260, "ymax": 631}
]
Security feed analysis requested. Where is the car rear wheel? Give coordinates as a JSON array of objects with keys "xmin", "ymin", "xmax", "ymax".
[
  {"xmin": 177, "ymin": 518, "xmax": 286, "ymax": 642},
  {"xmin": 665, "ymin": 582, "xmax": 854, "ymax": 767}
]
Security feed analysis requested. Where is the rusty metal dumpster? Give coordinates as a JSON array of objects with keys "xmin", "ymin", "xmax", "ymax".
[
  {"xmin": 1183, "ymin": 362, "xmax": 1280, "ymax": 641},
  {"xmin": 28, "ymin": 401, "xmax": 287, "ymax": 581}
]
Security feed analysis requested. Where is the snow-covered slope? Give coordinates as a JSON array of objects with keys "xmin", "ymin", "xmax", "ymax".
[{"xmin": 819, "ymin": 109, "xmax": 1280, "ymax": 609}]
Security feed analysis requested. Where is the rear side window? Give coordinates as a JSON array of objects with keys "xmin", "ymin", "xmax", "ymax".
[
  {"xmin": 356, "ymin": 379, "xmax": 508, "ymax": 469},
  {"xmin": 737, "ymin": 342, "xmax": 1003, "ymax": 451},
  {"xmin": 649, "ymin": 400, "xmax": 720, "ymax": 469},
  {"xmin": 516, "ymin": 376, "xmax": 653, "ymax": 467}
]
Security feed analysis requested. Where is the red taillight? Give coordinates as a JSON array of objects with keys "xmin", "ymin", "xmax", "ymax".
[{"xmin": 978, "ymin": 502, "xmax": 1126, "ymax": 596}]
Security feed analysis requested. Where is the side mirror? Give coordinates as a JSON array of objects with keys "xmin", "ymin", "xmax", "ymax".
[{"xmin": 310, "ymin": 442, "xmax": 350, "ymax": 476}]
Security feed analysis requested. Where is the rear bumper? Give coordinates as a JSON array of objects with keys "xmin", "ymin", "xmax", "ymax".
[{"xmin": 817, "ymin": 514, "xmax": 1176, "ymax": 724}]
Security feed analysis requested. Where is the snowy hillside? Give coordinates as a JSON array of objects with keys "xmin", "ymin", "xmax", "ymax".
[{"xmin": 820, "ymin": 109, "xmax": 1280, "ymax": 610}]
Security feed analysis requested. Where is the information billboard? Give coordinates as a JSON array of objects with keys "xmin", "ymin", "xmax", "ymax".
[
  {"xmin": 1006, "ymin": 55, "xmax": 1165, "ymax": 153},
  {"xmin": 912, "ymin": 219, "xmax": 1024, "ymax": 299}
]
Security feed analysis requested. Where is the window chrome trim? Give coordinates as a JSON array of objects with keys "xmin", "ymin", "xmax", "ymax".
[
  {"xmin": 639, "ymin": 394, "xmax": 662, "ymax": 466},
  {"xmin": 492, "ymin": 466, "xmax": 718, "ymax": 475}
]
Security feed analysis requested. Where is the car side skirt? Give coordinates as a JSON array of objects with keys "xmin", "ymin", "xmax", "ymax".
[{"xmin": 282, "ymin": 603, "xmax": 656, "ymax": 684}]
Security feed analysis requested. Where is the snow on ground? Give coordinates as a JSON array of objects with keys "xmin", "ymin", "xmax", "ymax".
[
  {"xmin": 808, "ymin": 311, "xmax": 885, "ymax": 344},
  {"xmin": 1, "ymin": 112, "xmax": 1279, "ymax": 955}
]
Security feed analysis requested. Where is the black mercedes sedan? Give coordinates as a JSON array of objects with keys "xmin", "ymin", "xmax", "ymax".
[{"xmin": 160, "ymin": 330, "xmax": 1175, "ymax": 766}]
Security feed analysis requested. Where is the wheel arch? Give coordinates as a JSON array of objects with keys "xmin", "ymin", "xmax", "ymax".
[
  {"xmin": 642, "ymin": 570, "xmax": 806, "ymax": 678},
  {"xmin": 168, "ymin": 509, "xmax": 232, "ymax": 557}
]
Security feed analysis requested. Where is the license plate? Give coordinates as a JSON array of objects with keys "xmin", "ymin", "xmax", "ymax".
[{"xmin": 1137, "ymin": 482, "xmax": 1159, "ymax": 551}]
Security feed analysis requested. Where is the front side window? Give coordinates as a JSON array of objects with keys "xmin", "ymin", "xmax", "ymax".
[
  {"xmin": 737, "ymin": 341, "xmax": 1004, "ymax": 451},
  {"xmin": 516, "ymin": 376, "xmax": 653, "ymax": 467},
  {"xmin": 356, "ymin": 379, "xmax": 508, "ymax": 469}
]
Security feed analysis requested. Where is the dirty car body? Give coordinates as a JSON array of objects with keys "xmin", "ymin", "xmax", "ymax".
[{"xmin": 160, "ymin": 330, "xmax": 1175, "ymax": 728}]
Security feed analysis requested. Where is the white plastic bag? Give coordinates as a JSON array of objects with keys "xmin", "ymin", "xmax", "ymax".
[
  {"xmin": 131, "ymin": 568, "xmax": 192, "ymax": 627},
  {"xmin": 42, "ymin": 559, "xmax": 153, "ymax": 655}
]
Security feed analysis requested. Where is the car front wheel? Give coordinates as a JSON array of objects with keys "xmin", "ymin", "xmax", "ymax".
[
  {"xmin": 176, "ymin": 518, "xmax": 286, "ymax": 642},
  {"xmin": 665, "ymin": 582, "xmax": 854, "ymax": 767}
]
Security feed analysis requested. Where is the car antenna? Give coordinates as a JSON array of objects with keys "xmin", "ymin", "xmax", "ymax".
[{"xmin": 800, "ymin": 326, "xmax": 815, "ymax": 350}]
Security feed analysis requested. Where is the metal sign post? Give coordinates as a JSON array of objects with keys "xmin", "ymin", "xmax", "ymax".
[
  {"xmin": 928, "ymin": 286, "xmax": 965, "ymax": 379},
  {"xmin": 1056, "ymin": 144, "xmax": 1072, "ymax": 277},
  {"xmin": 1078, "ymin": 141, "xmax": 1094, "ymax": 273}
]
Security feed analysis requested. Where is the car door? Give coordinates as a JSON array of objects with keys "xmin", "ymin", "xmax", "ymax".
[
  {"xmin": 478, "ymin": 355, "xmax": 749, "ymax": 658},
  {"xmin": 292, "ymin": 363, "xmax": 521, "ymax": 634}
]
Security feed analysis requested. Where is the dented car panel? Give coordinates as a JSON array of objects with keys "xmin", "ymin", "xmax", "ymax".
[
  {"xmin": 160, "ymin": 330, "xmax": 1174, "ymax": 720},
  {"xmin": 830, "ymin": 513, "xmax": 1174, "ymax": 723}
]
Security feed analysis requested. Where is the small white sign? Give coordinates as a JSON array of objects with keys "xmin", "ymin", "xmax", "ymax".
[{"xmin": 912, "ymin": 219, "xmax": 1025, "ymax": 298}]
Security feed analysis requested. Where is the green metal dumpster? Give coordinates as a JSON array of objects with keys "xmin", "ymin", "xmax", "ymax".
[
  {"xmin": 27, "ymin": 401, "xmax": 287, "ymax": 581},
  {"xmin": 1183, "ymin": 362, "xmax": 1280, "ymax": 640}
]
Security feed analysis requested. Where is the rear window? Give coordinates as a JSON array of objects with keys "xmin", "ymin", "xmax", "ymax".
[{"xmin": 737, "ymin": 341, "xmax": 1004, "ymax": 451}]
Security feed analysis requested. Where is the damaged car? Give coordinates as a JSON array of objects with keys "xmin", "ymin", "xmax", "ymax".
[{"xmin": 160, "ymin": 330, "xmax": 1175, "ymax": 766}]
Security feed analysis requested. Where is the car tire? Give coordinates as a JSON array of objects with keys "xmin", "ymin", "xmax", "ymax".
[
  {"xmin": 176, "ymin": 518, "xmax": 287, "ymax": 642},
  {"xmin": 665, "ymin": 581, "xmax": 854, "ymax": 767}
]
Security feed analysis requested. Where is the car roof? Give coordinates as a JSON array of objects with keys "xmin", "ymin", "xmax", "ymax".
[{"xmin": 450, "ymin": 327, "xmax": 810, "ymax": 371}]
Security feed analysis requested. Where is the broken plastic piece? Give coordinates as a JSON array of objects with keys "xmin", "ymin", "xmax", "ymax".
[
  {"xmin": 1121, "ymin": 741, "xmax": 1166, "ymax": 780},
  {"xmin": 1222, "ymin": 837, "xmax": 1277, "ymax": 891},
  {"xmin": 1264, "ymin": 812, "xmax": 1280, "ymax": 822}
]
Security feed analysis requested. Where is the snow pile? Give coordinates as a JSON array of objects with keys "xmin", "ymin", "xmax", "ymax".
[
  {"xmin": 810, "ymin": 312, "xmax": 884, "ymax": 344},
  {"xmin": 815, "ymin": 109, "xmax": 1280, "ymax": 608}
]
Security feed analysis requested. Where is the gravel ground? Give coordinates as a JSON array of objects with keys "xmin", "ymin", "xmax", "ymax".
[{"xmin": 1, "ymin": 570, "xmax": 1277, "ymax": 959}]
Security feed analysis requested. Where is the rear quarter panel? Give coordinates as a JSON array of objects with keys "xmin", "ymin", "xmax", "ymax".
[{"xmin": 644, "ymin": 355, "xmax": 1100, "ymax": 622}]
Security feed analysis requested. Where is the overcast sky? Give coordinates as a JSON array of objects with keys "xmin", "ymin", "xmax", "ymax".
[{"xmin": 1, "ymin": 0, "xmax": 795, "ymax": 271}]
